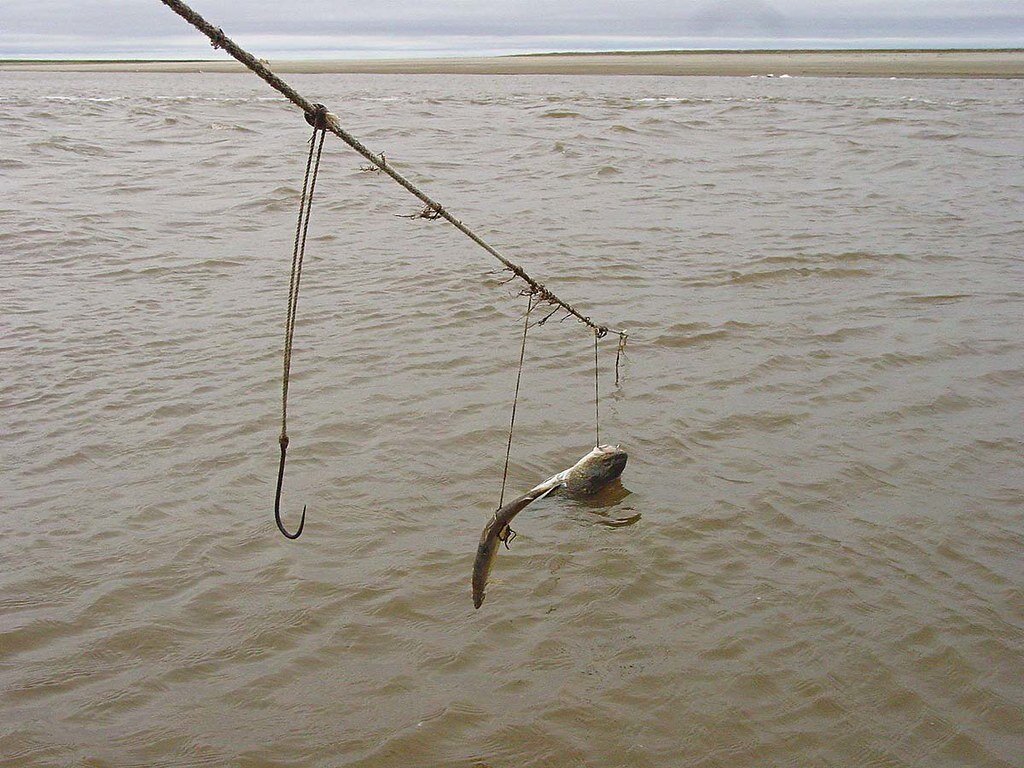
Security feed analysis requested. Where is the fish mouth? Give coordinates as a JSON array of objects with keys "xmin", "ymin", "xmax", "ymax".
[
  {"xmin": 596, "ymin": 444, "xmax": 628, "ymax": 476},
  {"xmin": 563, "ymin": 443, "xmax": 628, "ymax": 495},
  {"xmin": 598, "ymin": 444, "xmax": 626, "ymax": 462},
  {"xmin": 599, "ymin": 454, "xmax": 628, "ymax": 485},
  {"xmin": 605, "ymin": 451, "xmax": 628, "ymax": 479}
]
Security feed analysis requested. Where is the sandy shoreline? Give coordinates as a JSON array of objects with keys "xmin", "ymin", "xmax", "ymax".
[{"xmin": 3, "ymin": 50, "xmax": 1023, "ymax": 78}]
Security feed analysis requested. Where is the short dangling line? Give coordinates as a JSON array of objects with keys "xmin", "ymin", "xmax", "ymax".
[
  {"xmin": 615, "ymin": 332, "xmax": 627, "ymax": 387},
  {"xmin": 594, "ymin": 328, "xmax": 601, "ymax": 448},
  {"xmin": 497, "ymin": 293, "xmax": 535, "ymax": 510},
  {"xmin": 275, "ymin": 106, "xmax": 329, "ymax": 539}
]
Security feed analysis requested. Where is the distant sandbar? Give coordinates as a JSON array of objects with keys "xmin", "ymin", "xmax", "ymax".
[{"xmin": 4, "ymin": 50, "xmax": 1023, "ymax": 78}]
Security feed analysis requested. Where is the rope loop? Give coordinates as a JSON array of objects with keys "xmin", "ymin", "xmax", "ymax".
[{"xmin": 274, "ymin": 119, "xmax": 327, "ymax": 539}]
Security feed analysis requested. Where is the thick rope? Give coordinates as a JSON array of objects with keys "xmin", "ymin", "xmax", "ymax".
[
  {"xmin": 498, "ymin": 295, "xmax": 535, "ymax": 509},
  {"xmin": 157, "ymin": 0, "xmax": 626, "ymax": 341}
]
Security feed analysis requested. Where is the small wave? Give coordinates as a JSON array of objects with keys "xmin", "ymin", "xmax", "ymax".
[
  {"xmin": 209, "ymin": 123, "xmax": 257, "ymax": 133},
  {"xmin": 862, "ymin": 351, "xmax": 933, "ymax": 372},
  {"xmin": 38, "ymin": 95, "xmax": 123, "ymax": 103},
  {"xmin": 653, "ymin": 329, "xmax": 731, "ymax": 348},
  {"xmin": 710, "ymin": 410, "xmax": 808, "ymax": 437},
  {"xmin": 812, "ymin": 325, "xmax": 877, "ymax": 343},
  {"xmin": 909, "ymin": 130, "xmax": 960, "ymax": 141},
  {"xmin": 29, "ymin": 138, "xmax": 114, "ymax": 157},
  {"xmin": 904, "ymin": 293, "xmax": 971, "ymax": 304},
  {"xmin": 551, "ymin": 141, "xmax": 580, "ymax": 157},
  {"xmin": 689, "ymin": 266, "xmax": 873, "ymax": 287},
  {"xmin": 636, "ymin": 97, "xmax": 696, "ymax": 103},
  {"xmin": 756, "ymin": 251, "xmax": 908, "ymax": 267}
]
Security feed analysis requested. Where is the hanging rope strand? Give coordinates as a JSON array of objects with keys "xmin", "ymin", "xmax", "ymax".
[
  {"xmin": 275, "ymin": 121, "xmax": 327, "ymax": 540},
  {"xmin": 498, "ymin": 294, "xmax": 535, "ymax": 509},
  {"xmin": 614, "ymin": 331, "xmax": 628, "ymax": 387},
  {"xmin": 284, "ymin": 127, "xmax": 326, "ymax": 391},
  {"xmin": 157, "ymin": 0, "xmax": 625, "ymax": 341},
  {"xmin": 281, "ymin": 128, "xmax": 319, "ymax": 437},
  {"xmin": 593, "ymin": 329, "xmax": 601, "ymax": 447}
]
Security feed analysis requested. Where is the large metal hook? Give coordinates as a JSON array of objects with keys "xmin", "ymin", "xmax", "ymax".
[{"xmin": 274, "ymin": 435, "xmax": 306, "ymax": 539}]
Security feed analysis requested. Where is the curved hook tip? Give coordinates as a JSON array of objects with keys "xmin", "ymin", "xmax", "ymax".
[
  {"xmin": 276, "ymin": 503, "xmax": 305, "ymax": 539},
  {"xmin": 274, "ymin": 438, "xmax": 306, "ymax": 539}
]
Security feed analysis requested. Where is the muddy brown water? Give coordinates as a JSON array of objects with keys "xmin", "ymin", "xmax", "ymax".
[{"xmin": 2, "ymin": 72, "xmax": 1022, "ymax": 767}]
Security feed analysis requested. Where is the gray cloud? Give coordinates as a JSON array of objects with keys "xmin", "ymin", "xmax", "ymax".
[{"xmin": 1, "ymin": 0, "xmax": 1021, "ymax": 58}]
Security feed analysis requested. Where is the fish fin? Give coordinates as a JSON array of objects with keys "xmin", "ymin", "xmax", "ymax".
[
  {"xmin": 534, "ymin": 484, "xmax": 560, "ymax": 502},
  {"xmin": 527, "ymin": 469, "xmax": 570, "ymax": 496}
]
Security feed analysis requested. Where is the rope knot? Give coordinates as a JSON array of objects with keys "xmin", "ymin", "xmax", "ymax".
[
  {"xmin": 422, "ymin": 202, "xmax": 445, "ymax": 220},
  {"xmin": 304, "ymin": 103, "xmax": 330, "ymax": 131}
]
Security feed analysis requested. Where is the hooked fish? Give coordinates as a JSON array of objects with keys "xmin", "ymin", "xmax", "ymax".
[{"xmin": 472, "ymin": 444, "xmax": 628, "ymax": 608}]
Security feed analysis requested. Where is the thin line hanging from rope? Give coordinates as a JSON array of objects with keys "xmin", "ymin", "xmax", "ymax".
[
  {"xmin": 594, "ymin": 329, "xmax": 601, "ymax": 447},
  {"xmin": 157, "ymin": 0, "xmax": 626, "ymax": 344},
  {"xmin": 497, "ymin": 294, "xmax": 535, "ymax": 510},
  {"xmin": 274, "ymin": 109, "xmax": 328, "ymax": 540},
  {"xmin": 615, "ymin": 332, "xmax": 627, "ymax": 387}
]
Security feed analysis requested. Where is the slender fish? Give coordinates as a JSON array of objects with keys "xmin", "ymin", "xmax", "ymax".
[{"xmin": 473, "ymin": 444, "xmax": 628, "ymax": 608}]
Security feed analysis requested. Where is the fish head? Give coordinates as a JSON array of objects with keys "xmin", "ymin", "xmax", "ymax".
[{"xmin": 564, "ymin": 443, "xmax": 628, "ymax": 495}]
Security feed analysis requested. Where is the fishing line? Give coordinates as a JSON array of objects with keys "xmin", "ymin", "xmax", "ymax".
[
  {"xmin": 615, "ymin": 331, "xmax": 627, "ymax": 387},
  {"xmin": 275, "ymin": 108, "xmax": 328, "ymax": 540},
  {"xmin": 497, "ymin": 294, "xmax": 535, "ymax": 509},
  {"xmin": 594, "ymin": 329, "xmax": 601, "ymax": 447}
]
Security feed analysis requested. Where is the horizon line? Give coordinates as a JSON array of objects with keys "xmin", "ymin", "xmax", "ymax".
[{"xmin": 4, "ymin": 46, "xmax": 1024, "ymax": 63}]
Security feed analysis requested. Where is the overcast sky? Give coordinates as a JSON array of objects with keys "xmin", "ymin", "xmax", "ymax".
[{"xmin": 2, "ymin": 0, "xmax": 1022, "ymax": 59}]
